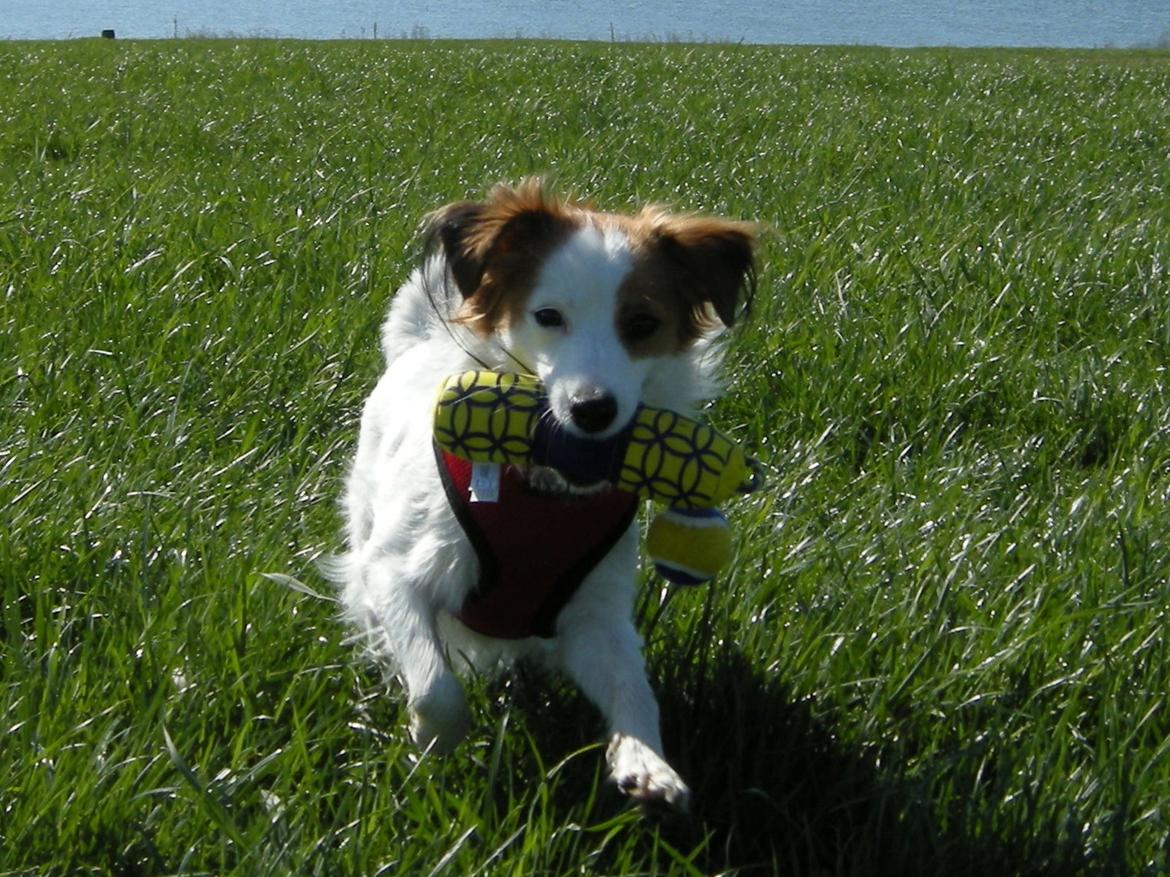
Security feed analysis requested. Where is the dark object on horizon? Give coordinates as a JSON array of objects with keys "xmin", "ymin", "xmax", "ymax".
[{"xmin": 101, "ymin": 29, "xmax": 115, "ymax": 39}]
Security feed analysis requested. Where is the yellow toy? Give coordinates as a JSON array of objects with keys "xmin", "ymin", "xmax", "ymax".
[{"xmin": 434, "ymin": 370, "xmax": 762, "ymax": 585}]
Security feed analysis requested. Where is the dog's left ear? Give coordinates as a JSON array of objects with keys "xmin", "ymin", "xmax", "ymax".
[{"xmin": 655, "ymin": 216, "xmax": 758, "ymax": 328}]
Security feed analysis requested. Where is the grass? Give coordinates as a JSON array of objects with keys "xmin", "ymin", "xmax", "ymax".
[{"xmin": 1, "ymin": 37, "xmax": 1168, "ymax": 875}]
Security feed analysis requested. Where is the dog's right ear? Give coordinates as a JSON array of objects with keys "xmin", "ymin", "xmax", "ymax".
[
  {"xmin": 428, "ymin": 180, "xmax": 577, "ymax": 324},
  {"xmin": 430, "ymin": 201, "xmax": 488, "ymax": 298}
]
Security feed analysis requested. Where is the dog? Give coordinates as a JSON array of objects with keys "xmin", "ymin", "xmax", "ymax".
[{"xmin": 335, "ymin": 179, "xmax": 755, "ymax": 809}]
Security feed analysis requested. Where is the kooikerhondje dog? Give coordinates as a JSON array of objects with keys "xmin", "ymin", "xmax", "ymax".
[{"xmin": 335, "ymin": 180, "xmax": 755, "ymax": 808}]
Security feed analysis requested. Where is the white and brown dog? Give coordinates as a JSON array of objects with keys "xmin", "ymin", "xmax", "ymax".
[{"xmin": 336, "ymin": 180, "xmax": 755, "ymax": 809}]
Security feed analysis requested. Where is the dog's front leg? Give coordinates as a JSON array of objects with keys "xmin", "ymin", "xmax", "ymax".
[
  {"xmin": 351, "ymin": 557, "xmax": 471, "ymax": 754},
  {"xmin": 554, "ymin": 608, "xmax": 691, "ymax": 811}
]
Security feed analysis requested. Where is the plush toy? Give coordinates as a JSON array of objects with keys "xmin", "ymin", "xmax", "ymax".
[{"xmin": 434, "ymin": 370, "xmax": 763, "ymax": 585}]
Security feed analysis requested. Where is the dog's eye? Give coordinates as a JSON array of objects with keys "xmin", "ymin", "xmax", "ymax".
[
  {"xmin": 623, "ymin": 313, "xmax": 661, "ymax": 342},
  {"xmin": 533, "ymin": 308, "xmax": 565, "ymax": 328}
]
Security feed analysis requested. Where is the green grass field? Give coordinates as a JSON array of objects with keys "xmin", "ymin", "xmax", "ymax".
[{"xmin": 2, "ymin": 38, "xmax": 1169, "ymax": 875}]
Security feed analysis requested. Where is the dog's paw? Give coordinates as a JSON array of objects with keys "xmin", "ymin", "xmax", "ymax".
[
  {"xmin": 607, "ymin": 733, "xmax": 691, "ymax": 812},
  {"xmin": 409, "ymin": 674, "xmax": 470, "ymax": 755}
]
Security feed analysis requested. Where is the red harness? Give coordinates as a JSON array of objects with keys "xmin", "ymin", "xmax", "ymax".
[{"xmin": 437, "ymin": 449, "xmax": 638, "ymax": 639}]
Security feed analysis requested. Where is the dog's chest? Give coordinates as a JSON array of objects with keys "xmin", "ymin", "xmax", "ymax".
[{"xmin": 437, "ymin": 451, "xmax": 637, "ymax": 639}]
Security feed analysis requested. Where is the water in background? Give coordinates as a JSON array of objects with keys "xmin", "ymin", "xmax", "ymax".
[{"xmin": 4, "ymin": 0, "xmax": 1168, "ymax": 47}]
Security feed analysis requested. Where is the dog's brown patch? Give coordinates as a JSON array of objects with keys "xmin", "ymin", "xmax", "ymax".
[
  {"xmin": 612, "ymin": 207, "xmax": 757, "ymax": 356},
  {"xmin": 429, "ymin": 179, "xmax": 583, "ymax": 336}
]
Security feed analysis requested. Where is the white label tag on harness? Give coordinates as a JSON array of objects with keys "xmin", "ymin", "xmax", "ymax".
[{"xmin": 469, "ymin": 462, "xmax": 501, "ymax": 503}]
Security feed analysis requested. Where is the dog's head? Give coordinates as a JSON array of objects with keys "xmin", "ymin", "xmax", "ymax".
[{"xmin": 430, "ymin": 179, "xmax": 756, "ymax": 439}]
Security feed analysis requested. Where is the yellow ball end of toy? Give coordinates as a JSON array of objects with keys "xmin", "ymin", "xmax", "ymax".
[{"xmin": 646, "ymin": 507, "xmax": 733, "ymax": 585}]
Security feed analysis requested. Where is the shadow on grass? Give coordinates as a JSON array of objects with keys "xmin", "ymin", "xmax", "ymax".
[{"xmin": 511, "ymin": 646, "xmax": 1093, "ymax": 876}]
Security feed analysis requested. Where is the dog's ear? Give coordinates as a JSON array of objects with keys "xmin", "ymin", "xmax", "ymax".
[
  {"xmin": 429, "ymin": 181, "xmax": 576, "ymax": 302},
  {"xmin": 430, "ymin": 201, "xmax": 488, "ymax": 298},
  {"xmin": 652, "ymin": 215, "xmax": 757, "ymax": 328}
]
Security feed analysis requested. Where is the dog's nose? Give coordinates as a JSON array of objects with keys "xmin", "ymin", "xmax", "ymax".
[{"xmin": 570, "ymin": 393, "xmax": 618, "ymax": 434}]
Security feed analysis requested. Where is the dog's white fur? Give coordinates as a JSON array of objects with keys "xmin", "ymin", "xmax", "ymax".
[{"xmin": 335, "ymin": 181, "xmax": 754, "ymax": 809}]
